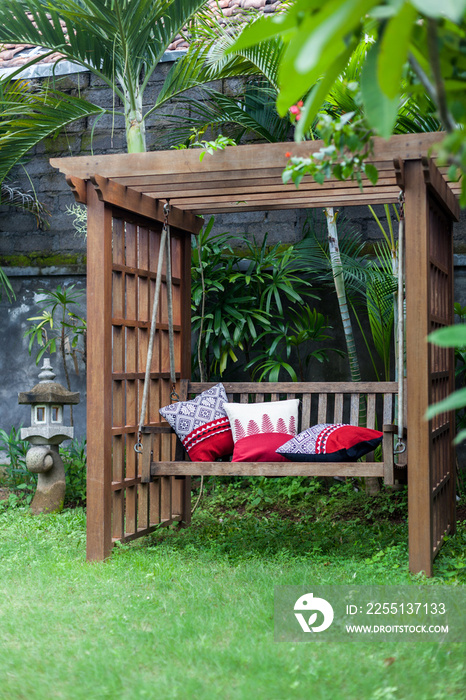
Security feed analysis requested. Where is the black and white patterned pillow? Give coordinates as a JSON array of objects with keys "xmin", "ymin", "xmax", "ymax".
[{"xmin": 159, "ymin": 383, "xmax": 234, "ymax": 461}]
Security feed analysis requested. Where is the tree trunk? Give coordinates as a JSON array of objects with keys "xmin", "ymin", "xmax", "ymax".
[
  {"xmin": 325, "ymin": 207, "xmax": 379, "ymax": 494},
  {"xmin": 325, "ymin": 207, "xmax": 362, "ymax": 383},
  {"xmin": 125, "ymin": 92, "xmax": 146, "ymax": 153}
]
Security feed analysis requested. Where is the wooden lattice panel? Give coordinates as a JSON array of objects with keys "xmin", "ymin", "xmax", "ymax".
[
  {"xmin": 85, "ymin": 179, "xmax": 198, "ymax": 558},
  {"xmin": 110, "ymin": 211, "xmax": 191, "ymax": 543},
  {"xmin": 428, "ymin": 199, "xmax": 456, "ymax": 556}
]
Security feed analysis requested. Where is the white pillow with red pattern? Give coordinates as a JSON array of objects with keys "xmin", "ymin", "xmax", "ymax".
[{"xmin": 222, "ymin": 399, "xmax": 299, "ymax": 462}]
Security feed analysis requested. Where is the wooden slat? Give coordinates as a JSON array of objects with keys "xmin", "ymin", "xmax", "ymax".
[
  {"xmin": 150, "ymin": 477, "xmax": 161, "ymax": 525},
  {"xmin": 383, "ymin": 428, "xmax": 395, "ymax": 486},
  {"xmin": 318, "ymin": 394, "xmax": 327, "ymax": 423},
  {"xmin": 171, "ymin": 476, "xmax": 183, "ymax": 517},
  {"xmin": 141, "ymin": 433, "xmax": 152, "ymax": 484},
  {"xmin": 334, "ymin": 394, "xmax": 343, "ymax": 424},
  {"xmin": 114, "ymin": 517, "xmax": 181, "ymax": 544},
  {"xmin": 350, "ymin": 394, "xmax": 359, "ymax": 426},
  {"xmin": 51, "ymin": 133, "xmax": 447, "ymax": 179},
  {"xmin": 176, "ymin": 194, "xmax": 401, "ymax": 214},
  {"xmin": 112, "ymin": 162, "xmax": 397, "ymax": 188},
  {"xmin": 383, "ymin": 394, "xmax": 393, "ymax": 426},
  {"xmin": 112, "ymin": 263, "xmax": 181, "ymax": 285},
  {"xmin": 367, "ymin": 394, "xmax": 376, "ymax": 429},
  {"xmin": 112, "ymin": 371, "xmax": 180, "ymax": 381},
  {"xmin": 190, "ymin": 381, "xmax": 398, "ymax": 394},
  {"xmin": 180, "ymin": 237, "xmax": 192, "ymax": 383},
  {"xmin": 151, "ymin": 461, "xmax": 384, "ymax": 478},
  {"xmin": 174, "ymin": 189, "xmax": 401, "ymax": 211},
  {"xmin": 189, "ymin": 382, "xmax": 398, "ymax": 395},
  {"xmin": 160, "ymin": 476, "xmax": 172, "ymax": 520},
  {"xmin": 131, "ymin": 174, "xmax": 399, "ymax": 198},
  {"xmin": 112, "ymin": 436, "xmax": 125, "ymax": 539}
]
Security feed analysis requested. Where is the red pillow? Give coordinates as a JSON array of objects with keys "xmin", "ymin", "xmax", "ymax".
[
  {"xmin": 276, "ymin": 424, "xmax": 383, "ymax": 462},
  {"xmin": 231, "ymin": 432, "xmax": 292, "ymax": 462}
]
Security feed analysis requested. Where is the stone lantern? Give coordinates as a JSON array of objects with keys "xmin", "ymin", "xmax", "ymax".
[{"xmin": 18, "ymin": 358, "xmax": 80, "ymax": 514}]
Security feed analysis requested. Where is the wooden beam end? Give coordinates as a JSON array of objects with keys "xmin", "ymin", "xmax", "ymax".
[{"xmin": 65, "ymin": 176, "xmax": 87, "ymax": 204}]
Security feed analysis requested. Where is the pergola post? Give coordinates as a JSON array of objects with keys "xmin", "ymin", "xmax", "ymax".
[
  {"xmin": 405, "ymin": 160, "xmax": 433, "ymax": 576},
  {"xmin": 405, "ymin": 159, "xmax": 457, "ymax": 576},
  {"xmin": 86, "ymin": 181, "xmax": 113, "ymax": 560}
]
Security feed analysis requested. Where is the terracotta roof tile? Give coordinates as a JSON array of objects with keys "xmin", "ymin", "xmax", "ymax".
[{"xmin": 0, "ymin": 1, "xmax": 285, "ymax": 71}]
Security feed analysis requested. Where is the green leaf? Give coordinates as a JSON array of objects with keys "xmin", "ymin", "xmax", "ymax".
[
  {"xmin": 425, "ymin": 387, "xmax": 466, "ymax": 420},
  {"xmin": 360, "ymin": 41, "xmax": 399, "ymax": 138},
  {"xmin": 409, "ymin": 0, "xmax": 466, "ymax": 23},
  {"xmin": 428, "ymin": 325, "xmax": 466, "ymax": 347},
  {"xmin": 378, "ymin": 2, "xmax": 417, "ymax": 100},
  {"xmin": 225, "ymin": 9, "xmax": 297, "ymax": 54},
  {"xmin": 453, "ymin": 428, "xmax": 466, "ymax": 445},
  {"xmin": 277, "ymin": 0, "xmax": 375, "ymax": 114},
  {"xmin": 364, "ymin": 163, "xmax": 379, "ymax": 185},
  {"xmin": 294, "ymin": 45, "xmax": 353, "ymax": 141}
]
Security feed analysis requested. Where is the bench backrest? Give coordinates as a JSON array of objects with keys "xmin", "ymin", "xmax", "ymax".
[{"xmin": 185, "ymin": 381, "xmax": 399, "ymax": 432}]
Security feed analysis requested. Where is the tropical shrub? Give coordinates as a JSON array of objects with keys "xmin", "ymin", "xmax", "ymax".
[{"xmin": 191, "ymin": 217, "xmax": 329, "ymax": 381}]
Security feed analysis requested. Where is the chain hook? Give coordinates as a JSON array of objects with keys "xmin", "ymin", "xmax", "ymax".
[
  {"xmin": 398, "ymin": 189, "xmax": 405, "ymax": 220},
  {"xmin": 393, "ymin": 440, "xmax": 406, "ymax": 455},
  {"xmin": 134, "ymin": 434, "xmax": 143, "ymax": 454},
  {"xmin": 163, "ymin": 199, "xmax": 170, "ymax": 225}
]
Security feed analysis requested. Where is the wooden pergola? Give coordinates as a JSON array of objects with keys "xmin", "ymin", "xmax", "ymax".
[{"xmin": 51, "ymin": 132, "xmax": 460, "ymax": 576}]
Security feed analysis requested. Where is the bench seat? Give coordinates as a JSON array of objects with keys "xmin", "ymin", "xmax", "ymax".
[{"xmin": 141, "ymin": 381, "xmax": 404, "ymax": 486}]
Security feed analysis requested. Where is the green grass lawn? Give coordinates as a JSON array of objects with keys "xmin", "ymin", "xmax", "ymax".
[{"xmin": 0, "ymin": 480, "xmax": 464, "ymax": 700}]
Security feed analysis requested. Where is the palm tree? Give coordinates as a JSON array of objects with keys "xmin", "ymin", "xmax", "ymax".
[{"xmin": 0, "ymin": 0, "xmax": 212, "ymax": 172}]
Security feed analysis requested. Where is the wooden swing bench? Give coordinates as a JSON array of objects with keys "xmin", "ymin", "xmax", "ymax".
[{"xmin": 141, "ymin": 380, "xmax": 404, "ymax": 485}]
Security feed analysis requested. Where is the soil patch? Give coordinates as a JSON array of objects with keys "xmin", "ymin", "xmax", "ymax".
[{"xmin": 456, "ymin": 504, "xmax": 466, "ymax": 522}]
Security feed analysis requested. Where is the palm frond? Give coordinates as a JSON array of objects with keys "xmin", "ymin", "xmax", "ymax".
[
  {"xmin": 154, "ymin": 83, "xmax": 290, "ymax": 147},
  {"xmin": 394, "ymin": 94, "xmax": 441, "ymax": 134},
  {"xmin": 191, "ymin": 7, "xmax": 283, "ymax": 87},
  {"xmin": 0, "ymin": 78, "xmax": 104, "ymax": 182},
  {"xmin": 0, "ymin": 266, "xmax": 15, "ymax": 302},
  {"xmin": 297, "ymin": 211, "xmax": 370, "ymax": 299},
  {"xmin": 365, "ymin": 243, "xmax": 397, "ymax": 379},
  {"xmin": 150, "ymin": 12, "xmax": 283, "ymax": 115}
]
